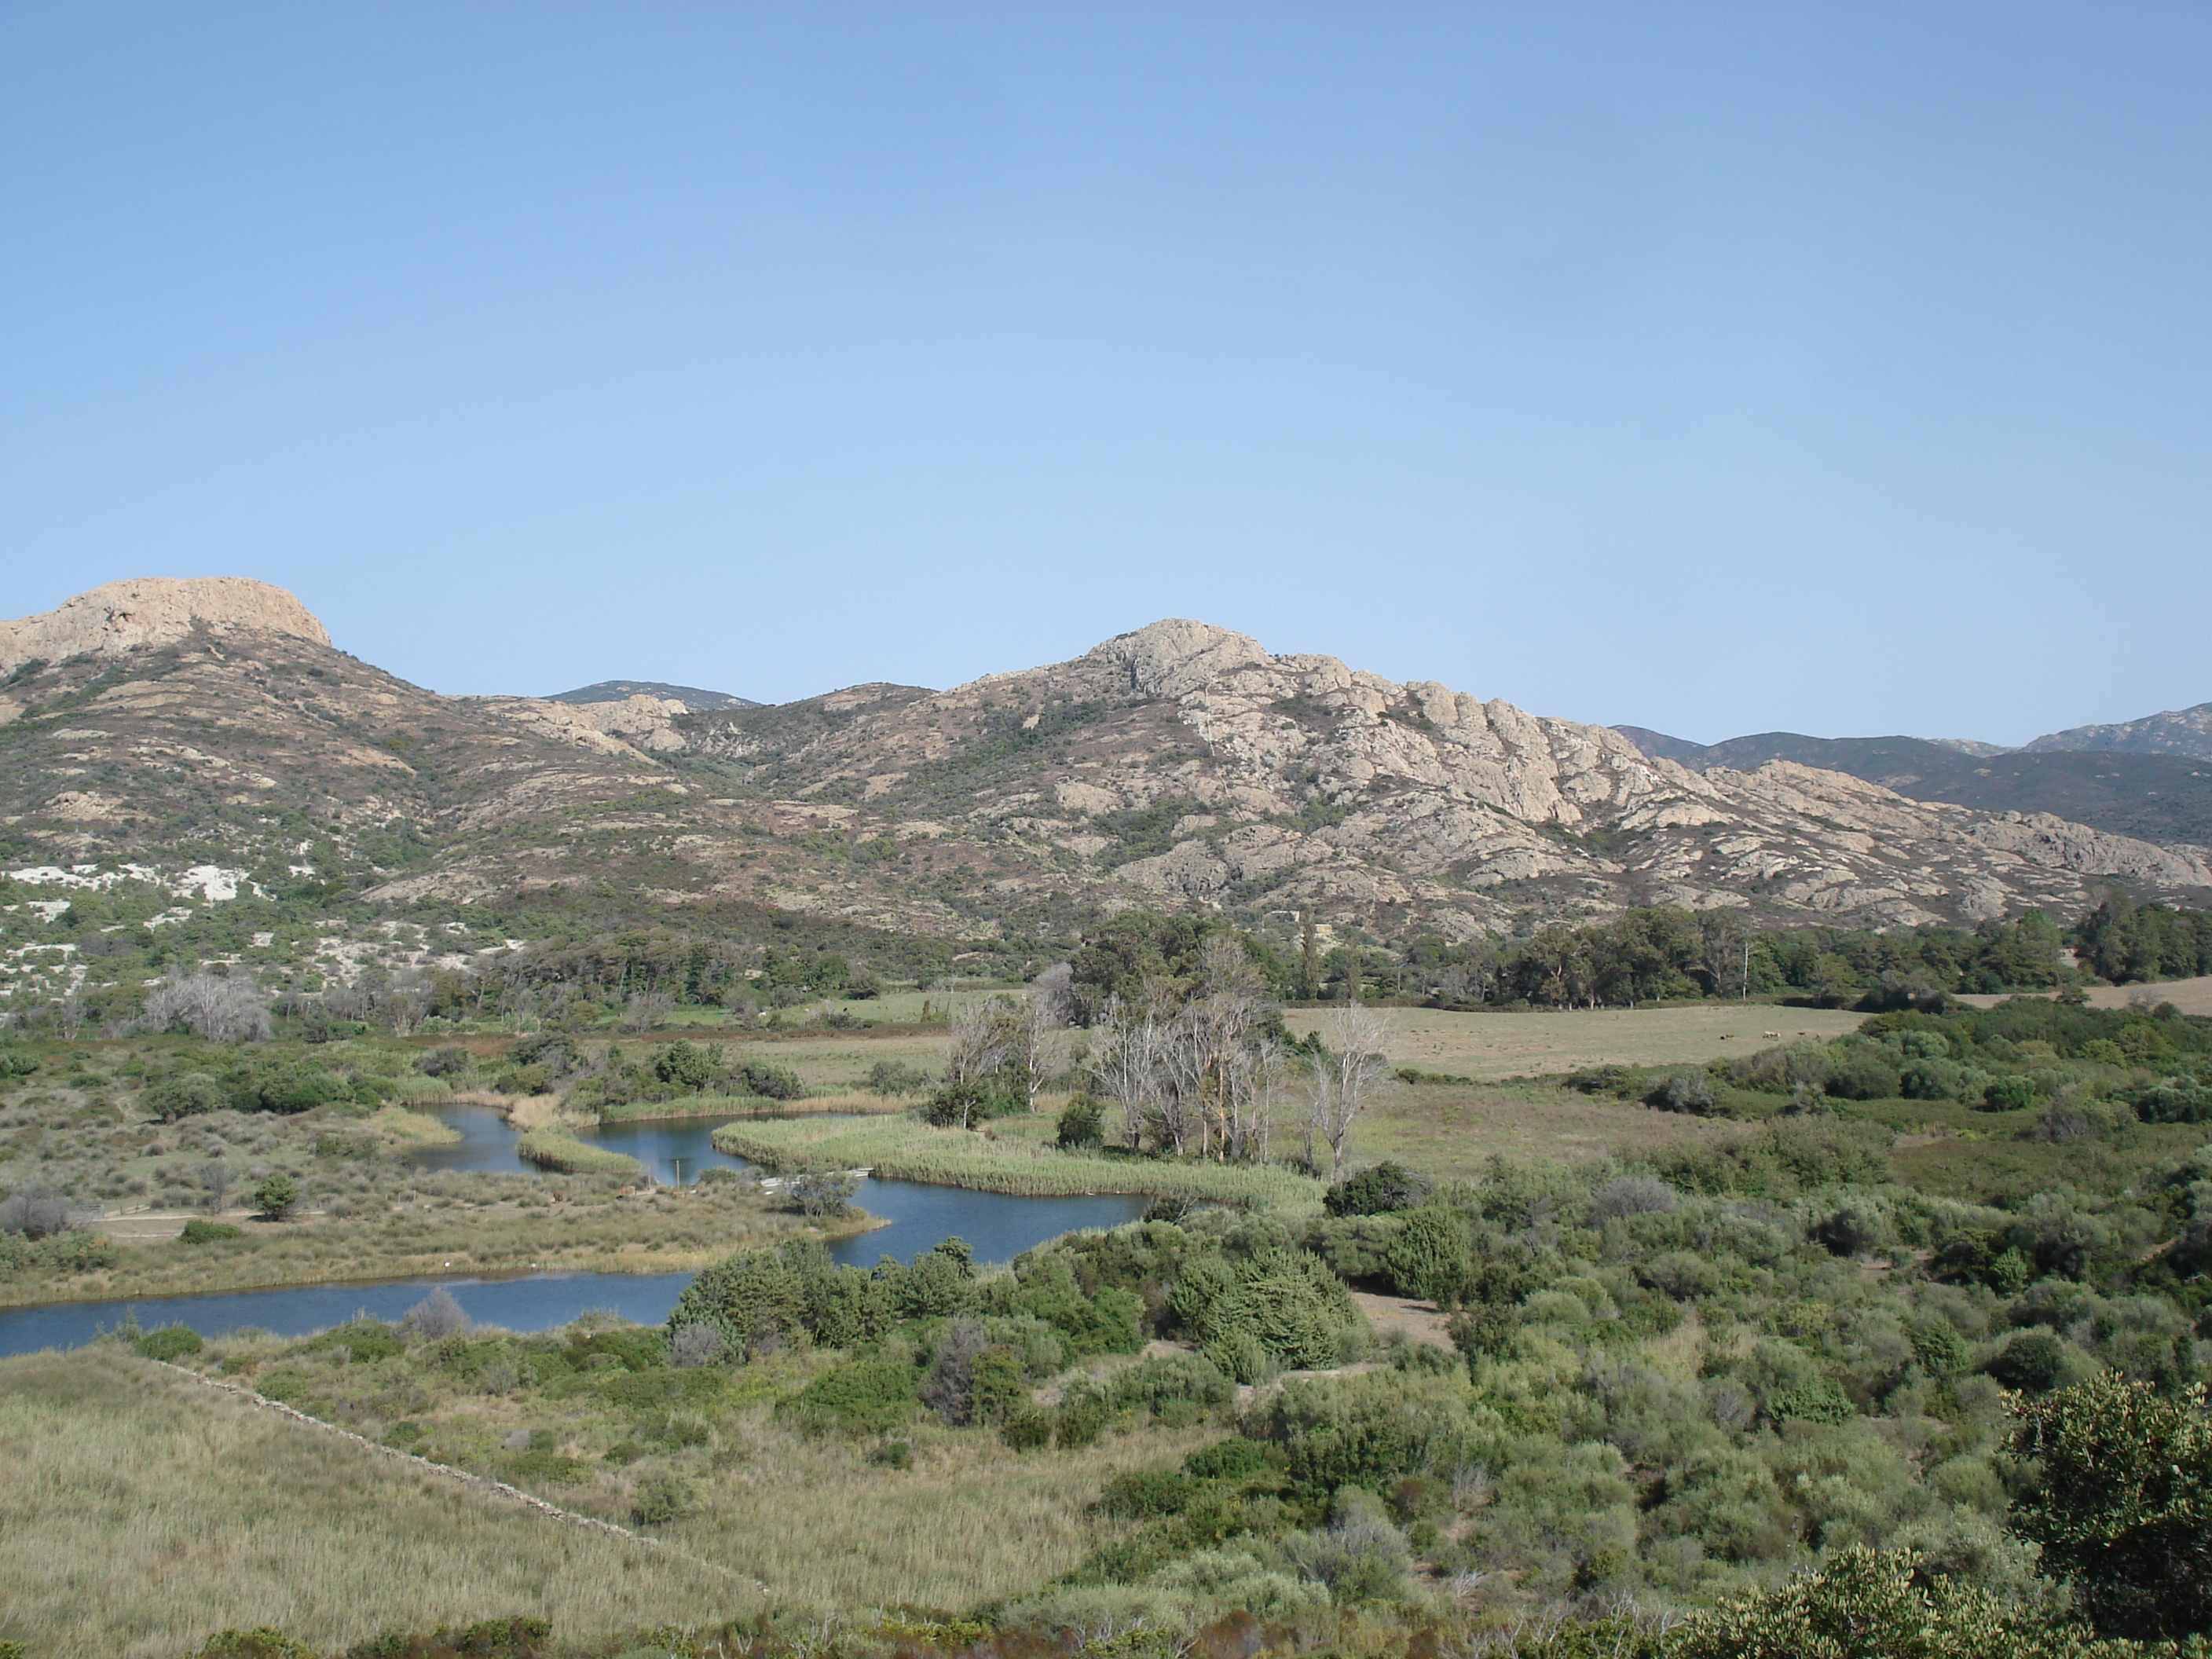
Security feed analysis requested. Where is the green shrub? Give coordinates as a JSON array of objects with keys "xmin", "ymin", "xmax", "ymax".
[
  {"xmin": 191, "ymin": 1629, "xmax": 319, "ymax": 1659},
  {"xmin": 782, "ymin": 1360, "xmax": 918, "ymax": 1436},
  {"xmin": 1184, "ymin": 1437, "xmax": 1276, "ymax": 1481},
  {"xmin": 628, "ymin": 1473, "xmax": 694, "ymax": 1526},
  {"xmin": 179, "ymin": 1219, "xmax": 244, "ymax": 1243},
  {"xmin": 145, "ymin": 1071, "xmax": 230, "ymax": 1121},
  {"xmin": 1108, "ymin": 1352, "xmax": 1233, "ymax": 1423},
  {"xmin": 1648, "ymin": 1069, "xmax": 1719, "ymax": 1113},
  {"xmin": 2008, "ymin": 1374, "xmax": 2212, "ymax": 1639},
  {"xmin": 135, "ymin": 1325, "xmax": 204, "ymax": 1361},
  {"xmin": 1054, "ymin": 1390, "xmax": 1108, "ymax": 1450},
  {"xmin": 1002, "ymin": 1406, "xmax": 1053, "ymax": 1451}
]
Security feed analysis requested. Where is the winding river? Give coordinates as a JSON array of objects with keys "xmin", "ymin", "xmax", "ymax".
[{"xmin": 0, "ymin": 1110, "xmax": 1149, "ymax": 1360}]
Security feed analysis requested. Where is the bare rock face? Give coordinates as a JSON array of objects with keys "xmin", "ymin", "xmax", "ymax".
[
  {"xmin": 0, "ymin": 578, "xmax": 331, "ymax": 674},
  {"xmin": 674, "ymin": 617, "xmax": 2211, "ymax": 937},
  {"xmin": 468, "ymin": 692, "xmax": 690, "ymax": 755}
]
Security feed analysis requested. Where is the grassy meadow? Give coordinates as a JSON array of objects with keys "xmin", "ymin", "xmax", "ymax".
[{"xmin": 1288, "ymin": 1000, "xmax": 1866, "ymax": 1081}]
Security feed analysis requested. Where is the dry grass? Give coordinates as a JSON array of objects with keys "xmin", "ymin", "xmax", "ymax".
[
  {"xmin": 0, "ymin": 1347, "xmax": 749, "ymax": 1658},
  {"xmin": 1287, "ymin": 1002, "xmax": 1863, "ymax": 1081},
  {"xmin": 666, "ymin": 1415, "xmax": 1214, "ymax": 1611},
  {"xmin": 1348, "ymin": 1079, "xmax": 1747, "ymax": 1181}
]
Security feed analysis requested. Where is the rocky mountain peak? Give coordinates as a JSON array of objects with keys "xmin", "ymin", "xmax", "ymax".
[
  {"xmin": 1085, "ymin": 619, "xmax": 1272, "ymax": 699},
  {"xmin": 0, "ymin": 577, "xmax": 331, "ymax": 675}
]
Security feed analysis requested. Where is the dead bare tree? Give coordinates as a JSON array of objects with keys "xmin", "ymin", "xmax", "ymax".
[
  {"xmin": 1091, "ymin": 997, "xmax": 1167, "ymax": 1151},
  {"xmin": 1306, "ymin": 1005, "xmax": 1391, "ymax": 1178},
  {"xmin": 143, "ymin": 968, "xmax": 271, "ymax": 1043},
  {"xmin": 1011, "ymin": 991, "xmax": 1067, "ymax": 1112}
]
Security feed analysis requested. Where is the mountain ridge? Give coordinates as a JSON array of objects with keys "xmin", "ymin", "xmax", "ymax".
[
  {"xmin": 1609, "ymin": 727, "xmax": 2212, "ymax": 849},
  {"xmin": 2, "ymin": 587, "xmax": 2207, "ymax": 947}
]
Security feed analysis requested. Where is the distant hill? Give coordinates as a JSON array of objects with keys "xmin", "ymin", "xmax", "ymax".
[
  {"xmin": 1610, "ymin": 728, "xmax": 2212, "ymax": 848},
  {"xmin": 546, "ymin": 679, "xmax": 760, "ymax": 710},
  {"xmin": 1608, "ymin": 725, "xmax": 1709, "ymax": 764},
  {"xmin": 2023, "ymin": 701, "xmax": 2212, "ymax": 762}
]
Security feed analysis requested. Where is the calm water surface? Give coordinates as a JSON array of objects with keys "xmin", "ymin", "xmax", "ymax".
[{"xmin": 0, "ymin": 1108, "xmax": 1148, "ymax": 1357}]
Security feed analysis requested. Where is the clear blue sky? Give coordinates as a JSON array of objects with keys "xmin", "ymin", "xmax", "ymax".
[{"xmin": 3, "ymin": 3, "xmax": 2206, "ymax": 745}]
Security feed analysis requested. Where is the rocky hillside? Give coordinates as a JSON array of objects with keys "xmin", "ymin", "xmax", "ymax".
[{"xmin": 2, "ymin": 585, "xmax": 2207, "ymax": 945}]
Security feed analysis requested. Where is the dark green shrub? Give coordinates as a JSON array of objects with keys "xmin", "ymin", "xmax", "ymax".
[
  {"xmin": 419, "ymin": 1046, "xmax": 470, "ymax": 1077},
  {"xmin": 1981, "ymin": 1074, "xmax": 2037, "ymax": 1112},
  {"xmin": 253, "ymin": 1174, "xmax": 300, "ymax": 1221},
  {"xmin": 136, "ymin": 1325, "xmax": 203, "ymax": 1361},
  {"xmin": 145, "ymin": 1071, "xmax": 229, "ymax": 1121},
  {"xmin": 179, "ymin": 1219, "xmax": 243, "ymax": 1243},
  {"xmin": 1812, "ymin": 1205, "xmax": 1881, "ymax": 1257},
  {"xmin": 2012, "ymin": 1373, "xmax": 2212, "ymax": 1639},
  {"xmin": 1184, "ymin": 1436, "xmax": 1276, "ymax": 1481},
  {"xmin": 1987, "ymin": 1331, "xmax": 2068, "ymax": 1393},
  {"xmin": 1055, "ymin": 1093, "xmax": 1105, "ymax": 1149},
  {"xmin": 1823, "ymin": 1047, "xmax": 1901, "ymax": 1101},
  {"xmin": 1096, "ymin": 1469, "xmax": 1195, "ymax": 1518},
  {"xmin": 652, "ymin": 1040, "xmax": 716, "ymax": 1090},
  {"xmin": 1324, "ymin": 1161, "xmax": 1432, "ymax": 1216},
  {"xmin": 736, "ymin": 1060, "xmax": 804, "ymax": 1101},
  {"xmin": 1383, "ymin": 1206, "xmax": 1471, "ymax": 1305}
]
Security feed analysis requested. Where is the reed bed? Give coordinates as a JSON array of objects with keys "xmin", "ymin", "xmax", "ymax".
[
  {"xmin": 0, "ymin": 1348, "xmax": 749, "ymax": 1658},
  {"xmin": 712, "ymin": 1119, "xmax": 1324, "ymax": 1210},
  {"xmin": 593, "ymin": 1090, "xmax": 904, "ymax": 1125},
  {"xmin": 5, "ymin": 1184, "xmax": 827, "ymax": 1306},
  {"xmin": 514, "ymin": 1130, "xmax": 642, "ymax": 1176}
]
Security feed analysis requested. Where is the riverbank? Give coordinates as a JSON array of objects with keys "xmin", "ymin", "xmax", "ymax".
[
  {"xmin": 712, "ymin": 1115, "xmax": 1326, "ymax": 1210},
  {"xmin": 0, "ymin": 1185, "xmax": 866, "ymax": 1310}
]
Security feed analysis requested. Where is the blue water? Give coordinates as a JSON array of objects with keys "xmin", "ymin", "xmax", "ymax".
[{"xmin": 0, "ymin": 1107, "xmax": 1149, "ymax": 1357}]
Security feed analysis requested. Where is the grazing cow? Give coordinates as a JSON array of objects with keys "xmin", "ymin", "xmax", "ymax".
[{"xmin": 1762, "ymin": 1031, "xmax": 1782, "ymax": 1040}]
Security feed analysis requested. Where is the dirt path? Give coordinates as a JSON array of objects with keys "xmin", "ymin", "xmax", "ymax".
[{"xmin": 1351, "ymin": 1291, "xmax": 1454, "ymax": 1349}]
